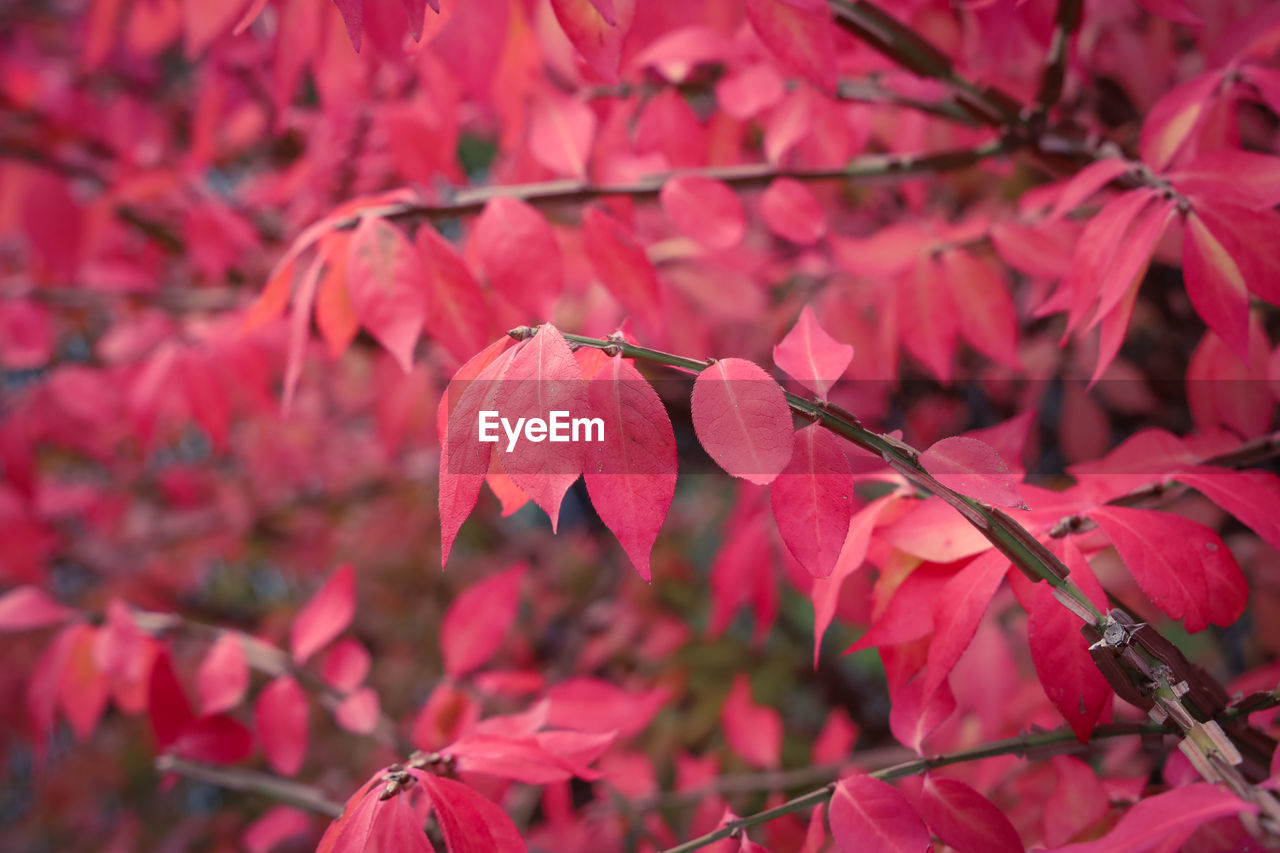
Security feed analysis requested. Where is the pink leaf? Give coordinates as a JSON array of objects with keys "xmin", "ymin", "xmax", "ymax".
[
  {"xmin": 920, "ymin": 776, "xmax": 1024, "ymax": 853},
  {"xmin": 889, "ymin": 674, "xmax": 955, "ymax": 754},
  {"xmin": 770, "ymin": 424, "xmax": 854, "ymax": 578},
  {"xmin": 1175, "ymin": 466, "xmax": 1280, "ymax": 553},
  {"xmin": 773, "ymin": 306, "xmax": 853, "ymax": 398},
  {"xmin": 0, "ymin": 586, "xmax": 74, "ymax": 631},
  {"xmin": 1045, "ymin": 158, "xmax": 1133, "ymax": 222},
  {"xmin": 829, "ymin": 775, "xmax": 931, "ymax": 853},
  {"xmin": 583, "ymin": 357, "xmax": 677, "ymax": 581},
  {"xmin": 814, "ymin": 497, "xmax": 893, "ymax": 665},
  {"xmin": 529, "ymin": 92, "xmax": 596, "ymax": 178},
  {"xmin": 320, "ymin": 637, "xmax": 372, "ymax": 692},
  {"xmin": 1182, "ymin": 208, "xmax": 1252, "ymax": 363},
  {"xmin": 545, "ymin": 677, "xmax": 667, "ymax": 736},
  {"xmin": 660, "ymin": 175, "xmax": 747, "ymax": 251},
  {"xmin": 172, "ymin": 714, "xmax": 254, "ymax": 764},
  {"xmin": 1044, "ymin": 784, "xmax": 1254, "ymax": 853},
  {"xmin": 495, "ymin": 325, "xmax": 589, "ymax": 528},
  {"xmin": 1090, "ymin": 506, "xmax": 1246, "ymax": 632},
  {"xmin": 717, "ymin": 63, "xmax": 786, "ymax": 119},
  {"xmin": 744, "ymin": 0, "xmax": 837, "ymax": 94},
  {"xmin": 243, "ymin": 806, "xmax": 313, "ymax": 853},
  {"xmin": 722, "ymin": 675, "xmax": 782, "ymax": 769},
  {"xmin": 418, "ymin": 773, "xmax": 528, "ymax": 853},
  {"xmin": 760, "ymin": 178, "xmax": 826, "ymax": 245},
  {"xmin": 472, "ymin": 198, "xmax": 563, "ymax": 317},
  {"xmin": 346, "ymin": 217, "xmax": 426, "ymax": 372},
  {"xmin": 334, "ymin": 687, "xmax": 380, "ymax": 734},
  {"xmin": 416, "ymin": 226, "xmax": 492, "ymax": 363},
  {"xmin": 691, "ymin": 357, "xmax": 794, "ymax": 485},
  {"xmin": 942, "ymin": 250, "xmax": 1021, "ymax": 370},
  {"xmin": 1139, "ymin": 71, "xmax": 1220, "ymax": 170},
  {"xmin": 255, "ymin": 675, "xmax": 309, "ymax": 776},
  {"xmin": 920, "ymin": 436, "xmax": 1025, "ymax": 509},
  {"xmin": 550, "ymin": 0, "xmax": 634, "ymax": 84},
  {"xmin": 331, "ymin": 0, "xmax": 363, "ymax": 51},
  {"xmin": 581, "ymin": 206, "xmax": 662, "ymax": 325},
  {"xmin": 441, "ymin": 564, "xmax": 525, "ymax": 677},
  {"xmin": 290, "ymin": 564, "xmax": 356, "ymax": 665},
  {"xmin": 148, "ymin": 647, "xmax": 195, "ymax": 751},
  {"xmin": 1044, "ymin": 757, "xmax": 1109, "ymax": 847},
  {"xmin": 195, "ymin": 633, "xmax": 249, "ymax": 714},
  {"xmin": 922, "ymin": 550, "xmax": 1009, "ymax": 699}
]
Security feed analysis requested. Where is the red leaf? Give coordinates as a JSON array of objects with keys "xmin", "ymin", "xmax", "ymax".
[
  {"xmin": 581, "ymin": 206, "xmax": 662, "ymax": 325},
  {"xmin": 744, "ymin": 0, "xmax": 837, "ymax": 94},
  {"xmin": 1064, "ymin": 190, "xmax": 1157, "ymax": 333},
  {"xmin": 255, "ymin": 675, "xmax": 309, "ymax": 776},
  {"xmin": 920, "ymin": 436, "xmax": 1025, "ymax": 509},
  {"xmin": 920, "ymin": 776, "xmax": 1023, "ymax": 853},
  {"xmin": 529, "ymin": 92, "xmax": 596, "ymax": 178},
  {"xmin": 1175, "ymin": 466, "xmax": 1280, "ymax": 553},
  {"xmin": 829, "ymin": 775, "xmax": 931, "ymax": 853},
  {"xmin": 545, "ymin": 677, "xmax": 667, "ymax": 736},
  {"xmin": 691, "ymin": 357, "xmax": 794, "ymax": 485},
  {"xmin": 0, "ymin": 585, "xmax": 74, "ymax": 631},
  {"xmin": 922, "ymin": 550, "xmax": 1009, "ymax": 699},
  {"xmin": 334, "ymin": 687, "xmax": 380, "ymax": 734},
  {"xmin": 583, "ymin": 357, "xmax": 677, "ymax": 581},
  {"xmin": 173, "ymin": 714, "xmax": 255, "ymax": 764},
  {"xmin": 1182, "ymin": 208, "xmax": 1252, "ymax": 362},
  {"xmin": 1139, "ymin": 71, "xmax": 1220, "ymax": 170},
  {"xmin": 717, "ymin": 63, "xmax": 786, "ymax": 119},
  {"xmin": 283, "ymin": 249, "xmax": 324, "ymax": 411},
  {"xmin": 879, "ymin": 498, "xmax": 991, "ymax": 564},
  {"xmin": 439, "ymin": 336, "xmax": 520, "ymax": 568},
  {"xmin": 1090, "ymin": 506, "xmax": 1246, "ymax": 632},
  {"xmin": 290, "ymin": 564, "xmax": 356, "ymax": 665},
  {"xmin": 1022, "ymin": 540, "xmax": 1113, "ymax": 741},
  {"xmin": 942, "ymin": 250, "xmax": 1021, "ymax": 370},
  {"xmin": 722, "ymin": 675, "xmax": 781, "ymax": 769},
  {"xmin": 195, "ymin": 633, "xmax": 250, "ymax": 714},
  {"xmin": 773, "ymin": 306, "xmax": 853, "ymax": 398},
  {"xmin": 660, "ymin": 175, "xmax": 747, "ymax": 251},
  {"xmin": 243, "ymin": 806, "xmax": 312, "ymax": 853},
  {"xmin": 149, "ymin": 647, "xmax": 195, "ymax": 751},
  {"xmin": 847, "ymin": 563, "xmax": 955, "ymax": 654},
  {"xmin": 899, "ymin": 255, "xmax": 956, "ymax": 382},
  {"xmin": 889, "ymin": 674, "xmax": 955, "ymax": 754},
  {"xmin": 418, "ymin": 773, "xmax": 528, "ymax": 853},
  {"xmin": 441, "ymin": 564, "xmax": 525, "ymax": 677},
  {"xmin": 550, "ymin": 0, "xmax": 634, "ymax": 84},
  {"xmin": 1044, "ymin": 756, "xmax": 1109, "ymax": 847},
  {"xmin": 314, "ymin": 233, "xmax": 359, "ymax": 358},
  {"xmin": 496, "ymin": 325, "xmax": 589, "ymax": 528},
  {"xmin": 346, "ymin": 217, "xmax": 426, "ymax": 372},
  {"xmin": 760, "ymin": 178, "xmax": 826, "ymax": 245},
  {"xmin": 472, "ymin": 198, "xmax": 563, "ymax": 317},
  {"xmin": 1167, "ymin": 150, "xmax": 1280, "ymax": 209},
  {"xmin": 58, "ymin": 623, "xmax": 107, "ymax": 740},
  {"xmin": 332, "ymin": 0, "xmax": 363, "ymax": 51},
  {"xmin": 320, "ymin": 637, "xmax": 372, "ymax": 692},
  {"xmin": 770, "ymin": 424, "xmax": 854, "ymax": 578},
  {"xmin": 1045, "ymin": 158, "xmax": 1133, "ymax": 222},
  {"xmin": 416, "ymin": 226, "xmax": 491, "ymax": 363},
  {"xmin": 1133, "ymin": 0, "xmax": 1201, "ymax": 26},
  {"xmin": 1044, "ymin": 784, "xmax": 1254, "ymax": 853},
  {"xmin": 814, "ymin": 497, "xmax": 893, "ymax": 665}
]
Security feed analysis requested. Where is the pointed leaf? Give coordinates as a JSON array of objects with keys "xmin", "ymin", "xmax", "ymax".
[
  {"xmin": 290, "ymin": 565, "xmax": 356, "ymax": 665},
  {"xmin": 255, "ymin": 675, "xmax": 309, "ymax": 776},
  {"xmin": 760, "ymin": 178, "xmax": 826, "ymax": 245},
  {"xmin": 773, "ymin": 306, "xmax": 853, "ymax": 398},
  {"xmin": 346, "ymin": 217, "xmax": 426, "ymax": 372},
  {"xmin": 550, "ymin": 0, "xmax": 634, "ymax": 84},
  {"xmin": 581, "ymin": 206, "xmax": 662, "ymax": 325},
  {"xmin": 722, "ymin": 675, "xmax": 781, "ymax": 769},
  {"xmin": 0, "ymin": 586, "xmax": 74, "ymax": 631},
  {"xmin": 920, "ymin": 776, "xmax": 1024, "ymax": 853},
  {"xmin": 529, "ymin": 92, "xmax": 596, "ymax": 178},
  {"xmin": 922, "ymin": 550, "xmax": 1009, "ymax": 699},
  {"xmin": 1182, "ymin": 208, "xmax": 1251, "ymax": 362},
  {"xmin": 921, "ymin": 437, "xmax": 1025, "ymax": 509},
  {"xmin": 744, "ymin": 0, "xmax": 837, "ymax": 94},
  {"xmin": 770, "ymin": 424, "xmax": 854, "ymax": 578},
  {"xmin": 472, "ymin": 198, "xmax": 562, "ymax": 317},
  {"xmin": 1175, "ymin": 466, "xmax": 1280, "ymax": 553},
  {"xmin": 1045, "ymin": 784, "xmax": 1254, "ymax": 853},
  {"xmin": 196, "ymin": 633, "xmax": 250, "ymax": 714},
  {"xmin": 583, "ymin": 357, "xmax": 677, "ymax": 581},
  {"xmin": 691, "ymin": 357, "xmax": 794, "ymax": 485},
  {"xmin": 830, "ymin": 775, "xmax": 931, "ymax": 853},
  {"xmin": 416, "ymin": 226, "xmax": 491, "ymax": 363},
  {"xmin": 441, "ymin": 564, "xmax": 525, "ymax": 676},
  {"xmin": 660, "ymin": 175, "xmax": 747, "ymax": 251}
]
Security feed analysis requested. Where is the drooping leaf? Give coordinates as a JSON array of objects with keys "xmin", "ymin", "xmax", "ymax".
[
  {"xmin": 495, "ymin": 325, "xmax": 589, "ymax": 528},
  {"xmin": 148, "ymin": 647, "xmax": 195, "ymax": 751},
  {"xmin": 760, "ymin": 178, "xmax": 826, "ymax": 245},
  {"xmin": 581, "ymin": 206, "xmax": 662, "ymax": 326},
  {"xmin": 1089, "ymin": 506, "xmax": 1246, "ymax": 632},
  {"xmin": 814, "ymin": 497, "xmax": 894, "ymax": 665},
  {"xmin": 583, "ymin": 357, "xmax": 677, "ymax": 581},
  {"xmin": 920, "ymin": 776, "xmax": 1024, "ymax": 853},
  {"xmin": 1044, "ymin": 756, "xmax": 1109, "ymax": 847},
  {"xmin": 770, "ymin": 424, "xmax": 854, "ymax": 579},
  {"xmin": 1044, "ymin": 784, "xmax": 1254, "ymax": 853},
  {"xmin": 1139, "ymin": 71, "xmax": 1221, "ymax": 169},
  {"xmin": 549, "ymin": 0, "xmax": 635, "ymax": 84},
  {"xmin": 346, "ymin": 217, "xmax": 426, "ymax": 372},
  {"xmin": 942, "ymin": 250, "xmax": 1021, "ymax": 370},
  {"xmin": 416, "ymin": 225, "xmax": 491, "ymax": 363},
  {"xmin": 529, "ymin": 92, "xmax": 596, "ymax": 178},
  {"xmin": 290, "ymin": 564, "xmax": 356, "ymax": 665},
  {"xmin": 743, "ymin": 0, "xmax": 837, "ymax": 94},
  {"xmin": 691, "ymin": 357, "xmax": 794, "ymax": 485},
  {"xmin": 544, "ymin": 677, "xmax": 667, "ymax": 737},
  {"xmin": 254, "ymin": 675, "xmax": 309, "ymax": 776},
  {"xmin": 920, "ymin": 436, "xmax": 1025, "ymax": 509},
  {"xmin": 320, "ymin": 638, "xmax": 372, "ymax": 692},
  {"xmin": 1182, "ymin": 208, "xmax": 1252, "ymax": 362},
  {"xmin": 195, "ymin": 633, "xmax": 249, "ymax": 714},
  {"xmin": 334, "ymin": 687, "xmax": 380, "ymax": 735},
  {"xmin": 922, "ymin": 550, "xmax": 1009, "ymax": 699},
  {"xmin": 331, "ymin": 0, "xmax": 364, "ymax": 51},
  {"xmin": 888, "ymin": 673, "xmax": 955, "ymax": 754},
  {"xmin": 721, "ymin": 675, "xmax": 782, "ymax": 769},
  {"xmin": 829, "ymin": 775, "xmax": 931, "ymax": 853},
  {"xmin": 772, "ymin": 306, "xmax": 853, "ymax": 398},
  {"xmin": 659, "ymin": 175, "xmax": 747, "ymax": 251},
  {"xmin": 472, "ymin": 198, "xmax": 563, "ymax": 317},
  {"xmin": 441, "ymin": 564, "xmax": 525, "ymax": 677},
  {"xmin": 1175, "ymin": 466, "xmax": 1280, "ymax": 553},
  {"xmin": 0, "ymin": 585, "xmax": 74, "ymax": 631},
  {"xmin": 172, "ymin": 714, "xmax": 255, "ymax": 764},
  {"xmin": 417, "ymin": 773, "xmax": 528, "ymax": 853}
]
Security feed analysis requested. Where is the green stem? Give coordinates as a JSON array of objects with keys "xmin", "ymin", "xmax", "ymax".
[
  {"xmin": 661, "ymin": 723, "xmax": 1166, "ymax": 853},
  {"xmin": 555, "ymin": 331, "xmax": 1100, "ymax": 622}
]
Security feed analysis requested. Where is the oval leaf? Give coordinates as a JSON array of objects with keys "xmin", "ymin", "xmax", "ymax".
[
  {"xmin": 691, "ymin": 357, "xmax": 794, "ymax": 485},
  {"xmin": 920, "ymin": 436, "xmax": 1026, "ymax": 509}
]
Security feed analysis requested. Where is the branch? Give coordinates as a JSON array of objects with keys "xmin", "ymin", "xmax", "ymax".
[
  {"xmin": 155, "ymin": 755, "xmax": 343, "ymax": 818},
  {"xmin": 827, "ymin": 0, "xmax": 1024, "ymax": 128},
  {"xmin": 660, "ymin": 722, "xmax": 1168, "ymax": 853},
  {"xmin": 343, "ymin": 140, "xmax": 1016, "ymax": 227},
  {"xmin": 1048, "ymin": 429, "xmax": 1280, "ymax": 538},
  {"xmin": 1036, "ymin": 0, "xmax": 1084, "ymax": 115}
]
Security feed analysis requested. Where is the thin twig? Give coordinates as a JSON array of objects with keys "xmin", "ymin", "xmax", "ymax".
[{"xmin": 156, "ymin": 755, "xmax": 343, "ymax": 818}]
